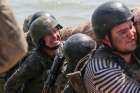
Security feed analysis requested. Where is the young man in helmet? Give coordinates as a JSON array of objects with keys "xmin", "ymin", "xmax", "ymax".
[
  {"xmin": 62, "ymin": 33, "xmax": 96, "ymax": 93},
  {"xmin": 4, "ymin": 13, "xmax": 63, "ymax": 93},
  {"xmin": 84, "ymin": 1, "xmax": 140, "ymax": 93}
]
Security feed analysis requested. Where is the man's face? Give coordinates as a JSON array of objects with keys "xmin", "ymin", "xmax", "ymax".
[
  {"xmin": 111, "ymin": 21, "xmax": 137, "ymax": 53},
  {"xmin": 43, "ymin": 29, "xmax": 61, "ymax": 48}
]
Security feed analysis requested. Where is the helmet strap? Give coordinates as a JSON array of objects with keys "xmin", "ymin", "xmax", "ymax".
[
  {"xmin": 45, "ymin": 45, "xmax": 60, "ymax": 50},
  {"xmin": 108, "ymin": 31, "xmax": 115, "ymax": 49},
  {"xmin": 107, "ymin": 31, "xmax": 134, "ymax": 55}
]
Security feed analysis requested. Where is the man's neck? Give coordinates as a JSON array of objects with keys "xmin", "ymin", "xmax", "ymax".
[
  {"xmin": 45, "ymin": 48, "xmax": 58, "ymax": 58},
  {"xmin": 114, "ymin": 52, "xmax": 132, "ymax": 63}
]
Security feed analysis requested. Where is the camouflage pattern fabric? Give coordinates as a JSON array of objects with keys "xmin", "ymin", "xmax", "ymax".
[
  {"xmin": 4, "ymin": 49, "xmax": 54, "ymax": 93},
  {"xmin": 123, "ymin": 54, "xmax": 140, "ymax": 82}
]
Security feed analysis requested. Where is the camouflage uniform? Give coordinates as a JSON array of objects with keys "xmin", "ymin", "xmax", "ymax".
[
  {"xmin": 4, "ymin": 48, "xmax": 61, "ymax": 93},
  {"xmin": 46, "ymin": 61, "xmax": 68, "ymax": 93}
]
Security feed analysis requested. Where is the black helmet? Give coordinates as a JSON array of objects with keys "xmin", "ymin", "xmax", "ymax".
[
  {"xmin": 63, "ymin": 33, "xmax": 96, "ymax": 73},
  {"xmin": 92, "ymin": 1, "xmax": 133, "ymax": 41},
  {"xmin": 29, "ymin": 14, "xmax": 63, "ymax": 47}
]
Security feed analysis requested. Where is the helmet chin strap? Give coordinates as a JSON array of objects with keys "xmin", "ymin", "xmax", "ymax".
[{"xmin": 45, "ymin": 44, "xmax": 60, "ymax": 50}]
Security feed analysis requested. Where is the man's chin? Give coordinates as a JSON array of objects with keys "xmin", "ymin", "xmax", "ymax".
[
  {"xmin": 46, "ymin": 44, "xmax": 60, "ymax": 50},
  {"xmin": 53, "ymin": 42, "xmax": 60, "ymax": 47},
  {"xmin": 119, "ymin": 50, "xmax": 134, "ymax": 55}
]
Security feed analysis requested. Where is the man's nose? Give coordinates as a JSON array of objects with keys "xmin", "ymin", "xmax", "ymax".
[
  {"xmin": 52, "ymin": 33, "xmax": 58, "ymax": 39},
  {"xmin": 127, "ymin": 29, "xmax": 136, "ymax": 39}
]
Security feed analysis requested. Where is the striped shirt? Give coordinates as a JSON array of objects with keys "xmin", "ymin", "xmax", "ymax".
[{"xmin": 84, "ymin": 56, "xmax": 140, "ymax": 93}]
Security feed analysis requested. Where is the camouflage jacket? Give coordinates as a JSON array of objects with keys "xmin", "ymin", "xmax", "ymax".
[{"xmin": 4, "ymin": 48, "xmax": 54, "ymax": 93}]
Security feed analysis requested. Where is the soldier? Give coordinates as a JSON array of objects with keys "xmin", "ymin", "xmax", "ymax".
[
  {"xmin": 84, "ymin": 1, "xmax": 140, "ymax": 93},
  {"xmin": 62, "ymin": 33, "xmax": 96, "ymax": 93},
  {"xmin": 4, "ymin": 13, "xmax": 63, "ymax": 93}
]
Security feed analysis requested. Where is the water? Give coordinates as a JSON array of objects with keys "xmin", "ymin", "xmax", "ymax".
[{"xmin": 10, "ymin": 0, "xmax": 140, "ymax": 26}]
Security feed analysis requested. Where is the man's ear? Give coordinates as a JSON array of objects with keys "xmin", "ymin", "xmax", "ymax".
[{"xmin": 102, "ymin": 35, "xmax": 111, "ymax": 46}]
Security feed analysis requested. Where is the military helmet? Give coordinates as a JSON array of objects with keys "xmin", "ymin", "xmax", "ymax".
[
  {"xmin": 23, "ymin": 11, "xmax": 49, "ymax": 33},
  {"xmin": 27, "ymin": 11, "xmax": 49, "ymax": 30},
  {"xmin": 92, "ymin": 1, "xmax": 133, "ymax": 41},
  {"xmin": 23, "ymin": 15, "xmax": 32, "ymax": 33},
  {"xmin": 63, "ymin": 33, "xmax": 96, "ymax": 72},
  {"xmin": 29, "ymin": 13, "xmax": 63, "ymax": 47}
]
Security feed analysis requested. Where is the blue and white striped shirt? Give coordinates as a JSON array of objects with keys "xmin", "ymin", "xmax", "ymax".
[{"xmin": 84, "ymin": 56, "xmax": 140, "ymax": 93}]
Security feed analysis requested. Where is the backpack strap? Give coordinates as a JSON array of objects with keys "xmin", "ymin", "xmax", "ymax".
[
  {"xmin": 75, "ymin": 48, "xmax": 96, "ymax": 72},
  {"xmin": 66, "ymin": 48, "xmax": 96, "ymax": 93}
]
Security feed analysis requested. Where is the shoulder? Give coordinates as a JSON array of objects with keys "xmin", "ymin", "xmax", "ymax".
[
  {"xmin": 86, "ymin": 56, "xmax": 119, "ymax": 73},
  {"xmin": 85, "ymin": 47, "xmax": 122, "ymax": 73},
  {"xmin": 24, "ymin": 49, "xmax": 42, "ymax": 62},
  {"xmin": 20, "ymin": 49, "xmax": 44, "ymax": 70}
]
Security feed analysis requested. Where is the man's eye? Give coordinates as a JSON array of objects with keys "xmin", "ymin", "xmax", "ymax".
[{"xmin": 118, "ymin": 30, "xmax": 127, "ymax": 36}]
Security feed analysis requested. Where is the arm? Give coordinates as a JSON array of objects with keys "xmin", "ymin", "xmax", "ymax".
[
  {"xmin": 84, "ymin": 58, "xmax": 140, "ymax": 93},
  {"xmin": 60, "ymin": 21, "xmax": 96, "ymax": 40},
  {"xmin": 0, "ymin": 0, "xmax": 28, "ymax": 73}
]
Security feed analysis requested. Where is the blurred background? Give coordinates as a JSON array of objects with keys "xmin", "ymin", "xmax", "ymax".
[{"xmin": 10, "ymin": 0, "xmax": 140, "ymax": 26}]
